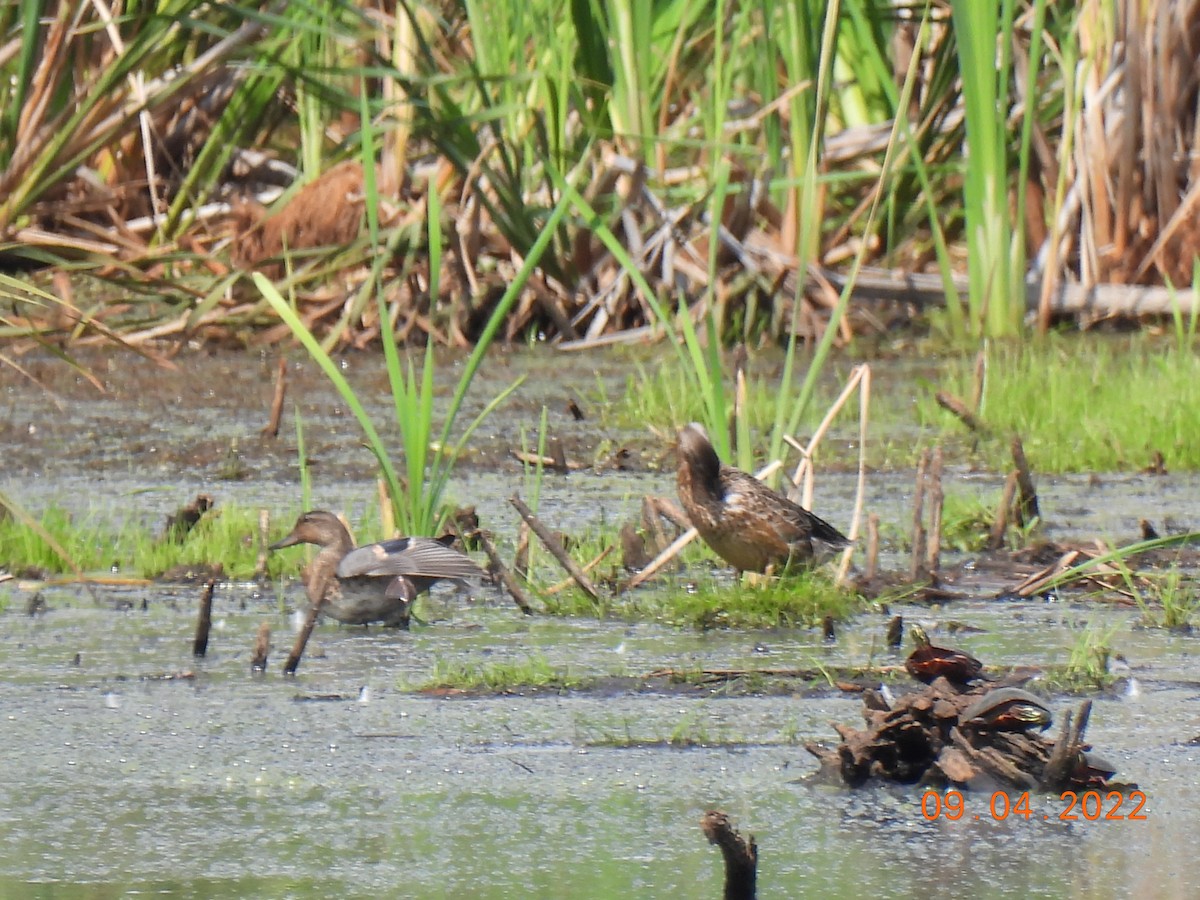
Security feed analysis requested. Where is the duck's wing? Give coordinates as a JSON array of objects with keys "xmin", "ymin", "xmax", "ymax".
[
  {"xmin": 720, "ymin": 469, "xmax": 850, "ymax": 548},
  {"xmin": 336, "ymin": 538, "xmax": 485, "ymax": 581}
]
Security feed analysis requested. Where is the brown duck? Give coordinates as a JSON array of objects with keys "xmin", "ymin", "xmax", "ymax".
[
  {"xmin": 269, "ymin": 510, "xmax": 486, "ymax": 627},
  {"xmin": 676, "ymin": 423, "xmax": 850, "ymax": 573}
]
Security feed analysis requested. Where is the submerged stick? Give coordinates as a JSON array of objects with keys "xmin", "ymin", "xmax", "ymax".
[
  {"xmin": 1011, "ymin": 436, "xmax": 1040, "ymax": 525},
  {"xmin": 261, "ymin": 357, "xmax": 287, "ymax": 438},
  {"xmin": 700, "ymin": 811, "xmax": 757, "ymax": 900},
  {"xmin": 251, "ymin": 622, "xmax": 271, "ymax": 672},
  {"xmin": 192, "ymin": 577, "xmax": 216, "ymax": 657},
  {"xmin": 473, "ymin": 527, "xmax": 534, "ymax": 615},
  {"xmin": 509, "ymin": 494, "xmax": 601, "ymax": 601}
]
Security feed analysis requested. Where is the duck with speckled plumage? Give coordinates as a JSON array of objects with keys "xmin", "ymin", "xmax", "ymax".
[{"xmin": 676, "ymin": 423, "xmax": 850, "ymax": 574}]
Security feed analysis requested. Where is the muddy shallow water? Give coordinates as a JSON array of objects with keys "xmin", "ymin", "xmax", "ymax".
[{"xmin": 2, "ymin": 349, "xmax": 1200, "ymax": 897}]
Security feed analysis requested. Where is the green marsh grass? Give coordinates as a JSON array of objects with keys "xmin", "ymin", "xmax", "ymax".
[
  {"xmin": 415, "ymin": 654, "xmax": 582, "ymax": 692},
  {"xmin": 1117, "ymin": 563, "xmax": 1199, "ymax": 631},
  {"xmin": 1052, "ymin": 620, "xmax": 1122, "ymax": 691},
  {"xmin": 921, "ymin": 338, "xmax": 1200, "ymax": 472},
  {"xmin": 0, "ymin": 503, "xmax": 286, "ymax": 580}
]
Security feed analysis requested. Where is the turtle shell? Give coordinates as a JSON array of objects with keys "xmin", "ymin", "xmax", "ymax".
[
  {"xmin": 960, "ymin": 687, "xmax": 1052, "ymax": 731},
  {"xmin": 905, "ymin": 644, "xmax": 985, "ymax": 684}
]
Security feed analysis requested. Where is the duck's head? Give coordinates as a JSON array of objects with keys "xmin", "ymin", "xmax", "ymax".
[
  {"xmin": 677, "ymin": 422, "xmax": 722, "ymax": 487},
  {"xmin": 270, "ymin": 510, "xmax": 352, "ymax": 551}
]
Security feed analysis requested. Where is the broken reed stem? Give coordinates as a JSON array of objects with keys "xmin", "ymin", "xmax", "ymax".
[
  {"xmin": 925, "ymin": 447, "xmax": 944, "ymax": 577},
  {"xmin": 1011, "ymin": 436, "xmax": 1040, "ymax": 525},
  {"xmin": 971, "ymin": 347, "xmax": 987, "ymax": 412},
  {"xmin": 641, "ymin": 496, "xmax": 670, "ymax": 556},
  {"xmin": 254, "ymin": 508, "xmax": 270, "ymax": 578},
  {"xmin": 509, "ymin": 494, "xmax": 601, "ymax": 601},
  {"xmin": 624, "ymin": 461, "xmax": 783, "ymax": 591},
  {"xmin": 472, "ymin": 527, "xmax": 534, "ymax": 615},
  {"xmin": 651, "ymin": 496, "xmax": 691, "ymax": 531},
  {"xmin": 700, "ymin": 811, "xmax": 758, "ymax": 900},
  {"xmin": 545, "ymin": 545, "xmax": 614, "ymax": 594},
  {"xmin": 251, "ymin": 621, "xmax": 271, "ymax": 672},
  {"xmin": 513, "ymin": 520, "xmax": 531, "ymax": 580},
  {"xmin": 935, "ymin": 390, "xmax": 988, "ymax": 434},
  {"xmin": 284, "ymin": 571, "xmax": 331, "ymax": 676},
  {"xmin": 1012, "ymin": 550, "xmax": 1080, "ymax": 598},
  {"xmin": 910, "ymin": 450, "xmax": 929, "ymax": 582},
  {"xmin": 192, "ymin": 577, "xmax": 216, "ymax": 657},
  {"xmin": 865, "ymin": 513, "xmax": 880, "ymax": 581},
  {"xmin": 261, "ymin": 357, "xmax": 287, "ymax": 438},
  {"xmin": 789, "ymin": 365, "xmax": 868, "ymax": 506},
  {"xmin": 378, "ymin": 478, "xmax": 394, "ymax": 538},
  {"xmin": 989, "ymin": 471, "xmax": 1019, "ymax": 550},
  {"xmin": 836, "ymin": 363, "xmax": 870, "ymax": 587}
]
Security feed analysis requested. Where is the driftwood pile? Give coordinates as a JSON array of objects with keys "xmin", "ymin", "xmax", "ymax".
[{"xmin": 806, "ymin": 676, "xmax": 1123, "ymax": 793}]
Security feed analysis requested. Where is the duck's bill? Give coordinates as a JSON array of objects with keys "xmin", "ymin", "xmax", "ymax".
[{"xmin": 269, "ymin": 533, "xmax": 302, "ymax": 550}]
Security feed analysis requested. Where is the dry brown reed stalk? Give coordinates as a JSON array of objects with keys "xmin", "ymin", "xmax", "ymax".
[
  {"xmin": 261, "ymin": 358, "xmax": 287, "ymax": 438},
  {"xmin": 544, "ymin": 545, "xmax": 615, "ymax": 595},
  {"xmin": 254, "ymin": 509, "xmax": 271, "ymax": 578},
  {"xmin": 865, "ymin": 514, "xmax": 880, "ymax": 582},
  {"xmin": 1050, "ymin": 0, "xmax": 1200, "ymax": 303},
  {"xmin": 910, "ymin": 450, "xmax": 929, "ymax": 582},
  {"xmin": 971, "ymin": 348, "xmax": 987, "ymax": 412},
  {"xmin": 835, "ymin": 364, "xmax": 871, "ymax": 586},
  {"xmin": 924, "ymin": 447, "xmax": 944, "ymax": 578},
  {"xmin": 989, "ymin": 471, "xmax": 1019, "ymax": 550},
  {"xmin": 1012, "ymin": 550, "xmax": 1082, "ymax": 598},
  {"xmin": 786, "ymin": 364, "xmax": 869, "ymax": 510},
  {"xmin": 513, "ymin": 520, "xmax": 531, "ymax": 580}
]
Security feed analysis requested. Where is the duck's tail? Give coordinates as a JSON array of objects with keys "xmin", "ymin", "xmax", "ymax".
[{"xmin": 806, "ymin": 510, "xmax": 852, "ymax": 548}]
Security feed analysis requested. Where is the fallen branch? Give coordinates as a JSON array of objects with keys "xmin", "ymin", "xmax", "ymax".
[
  {"xmin": 472, "ymin": 527, "xmax": 535, "ymax": 615},
  {"xmin": 510, "ymin": 494, "xmax": 601, "ymax": 601}
]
